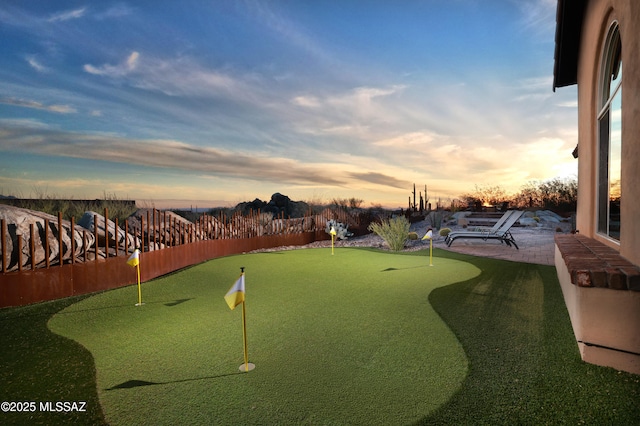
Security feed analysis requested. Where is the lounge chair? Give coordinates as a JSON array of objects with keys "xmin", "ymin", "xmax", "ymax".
[
  {"xmin": 445, "ymin": 210, "xmax": 515, "ymax": 245},
  {"xmin": 446, "ymin": 210, "xmax": 524, "ymax": 249}
]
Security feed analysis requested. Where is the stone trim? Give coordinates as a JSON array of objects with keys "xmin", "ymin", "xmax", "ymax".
[{"xmin": 555, "ymin": 234, "xmax": 640, "ymax": 291}]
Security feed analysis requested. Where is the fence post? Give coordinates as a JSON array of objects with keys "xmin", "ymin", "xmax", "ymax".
[
  {"xmin": 30, "ymin": 223, "xmax": 35, "ymax": 270},
  {"xmin": 58, "ymin": 212, "xmax": 63, "ymax": 266},
  {"xmin": 160, "ymin": 210, "xmax": 164, "ymax": 246},
  {"xmin": 83, "ymin": 229, "xmax": 87, "ymax": 262},
  {"xmin": 167, "ymin": 211, "xmax": 171, "ymax": 245},
  {"xmin": 141, "ymin": 215, "xmax": 145, "ymax": 252},
  {"xmin": 17, "ymin": 234, "xmax": 23, "ymax": 272},
  {"xmin": 114, "ymin": 217, "xmax": 119, "ymax": 257},
  {"xmin": 1, "ymin": 219, "xmax": 6, "ymax": 273},
  {"xmin": 124, "ymin": 219, "xmax": 129, "ymax": 254},
  {"xmin": 146, "ymin": 210, "xmax": 150, "ymax": 251},
  {"xmin": 44, "ymin": 219, "xmax": 50, "ymax": 268},
  {"xmin": 71, "ymin": 217, "xmax": 76, "ymax": 264},
  {"xmin": 103, "ymin": 208, "xmax": 109, "ymax": 259},
  {"xmin": 94, "ymin": 214, "xmax": 99, "ymax": 259},
  {"xmin": 153, "ymin": 209, "xmax": 157, "ymax": 250}
]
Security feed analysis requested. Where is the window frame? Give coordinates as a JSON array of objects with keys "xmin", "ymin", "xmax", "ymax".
[{"xmin": 596, "ymin": 22, "xmax": 622, "ymax": 242}]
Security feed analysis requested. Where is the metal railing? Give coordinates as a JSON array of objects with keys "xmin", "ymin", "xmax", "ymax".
[{"xmin": 0, "ymin": 207, "xmax": 364, "ymax": 308}]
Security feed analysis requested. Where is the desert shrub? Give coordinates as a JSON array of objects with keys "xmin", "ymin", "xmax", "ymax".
[
  {"xmin": 428, "ymin": 210, "xmax": 443, "ymax": 229},
  {"xmin": 368, "ymin": 216, "xmax": 410, "ymax": 251},
  {"xmin": 439, "ymin": 228, "xmax": 451, "ymax": 237},
  {"xmin": 408, "ymin": 232, "xmax": 418, "ymax": 240},
  {"xmin": 1, "ymin": 191, "xmax": 137, "ymax": 224}
]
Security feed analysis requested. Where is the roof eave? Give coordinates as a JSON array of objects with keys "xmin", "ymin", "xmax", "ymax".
[{"xmin": 553, "ymin": 0, "xmax": 587, "ymax": 91}]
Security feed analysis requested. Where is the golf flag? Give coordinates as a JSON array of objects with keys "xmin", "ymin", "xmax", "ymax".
[
  {"xmin": 127, "ymin": 249, "xmax": 140, "ymax": 267},
  {"xmin": 330, "ymin": 226, "xmax": 337, "ymax": 236},
  {"xmin": 422, "ymin": 228, "xmax": 434, "ymax": 266},
  {"xmin": 127, "ymin": 249, "xmax": 143, "ymax": 306},
  {"xmin": 330, "ymin": 226, "xmax": 337, "ymax": 255},
  {"xmin": 226, "ymin": 268, "xmax": 254, "ymax": 372},
  {"xmin": 225, "ymin": 274, "xmax": 245, "ymax": 310}
]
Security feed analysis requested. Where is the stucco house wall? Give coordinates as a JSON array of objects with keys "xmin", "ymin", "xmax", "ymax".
[
  {"xmin": 554, "ymin": 0, "xmax": 640, "ymax": 374},
  {"xmin": 573, "ymin": 0, "xmax": 640, "ymax": 264}
]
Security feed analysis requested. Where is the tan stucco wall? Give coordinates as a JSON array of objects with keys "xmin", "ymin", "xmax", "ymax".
[
  {"xmin": 555, "ymin": 247, "xmax": 640, "ymax": 374},
  {"xmin": 575, "ymin": 0, "xmax": 640, "ymax": 266}
]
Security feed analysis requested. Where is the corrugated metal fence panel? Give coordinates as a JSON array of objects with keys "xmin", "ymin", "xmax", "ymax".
[{"xmin": 0, "ymin": 232, "xmax": 321, "ymax": 308}]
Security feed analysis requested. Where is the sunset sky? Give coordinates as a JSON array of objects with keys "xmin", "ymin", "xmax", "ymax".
[{"xmin": 0, "ymin": 0, "xmax": 577, "ymax": 209}]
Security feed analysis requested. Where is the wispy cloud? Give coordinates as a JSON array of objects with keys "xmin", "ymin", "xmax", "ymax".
[
  {"xmin": 515, "ymin": 0, "xmax": 557, "ymax": 37},
  {"xmin": 47, "ymin": 7, "xmax": 87, "ymax": 23},
  {"xmin": 349, "ymin": 172, "xmax": 411, "ymax": 189},
  {"xmin": 25, "ymin": 55, "xmax": 48, "ymax": 72},
  {"xmin": 0, "ymin": 123, "xmax": 344, "ymax": 186},
  {"xmin": 84, "ymin": 51, "xmax": 140, "ymax": 77},
  {"xmin": 373, "ymin": 132, "xmax": 438, "ymax": 149},
  {"xmin": 0, "ymin": 97, "xmax": 76, "ymax": 114},
  {"xmin": 95, "ymin": 4, "xmax": 133, "ymax": 20},
  {"xmin": 556, "ymin": 100, "xmax": 578, "ymax": 108},
  {"xmin": 83, "ymin": 51, "xmax": 253, "ymax": 101},
  {"xmin": 242, "ymin": 0, "xmax": 332, "ymax": 63}
]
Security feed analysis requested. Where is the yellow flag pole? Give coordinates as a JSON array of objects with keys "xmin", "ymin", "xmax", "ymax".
[
  {"xmin": 422, "ymin": 228, "xmax": 434, "ymax": 267},
  {"xmin": 330, "ymin": 226, "xmax": 337, "ymax": 255},
  {"xmin": 238, "ymin": 268, "xmax": 254, "ymax": 372},
  {"xmin": 136, "ymin": 263, "xmax": 143, "ymax": 305},
  {"xmin": 241, "ymin": 298, "xmax": 249, "ymax": 371}
]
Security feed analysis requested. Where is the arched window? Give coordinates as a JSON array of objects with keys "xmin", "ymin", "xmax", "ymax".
[{"xmin": 597, "ymin": 23, "xmax": 621, "ymax": 241}]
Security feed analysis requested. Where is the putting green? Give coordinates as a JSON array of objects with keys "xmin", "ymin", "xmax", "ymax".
[{"xmin": 49, "ymin": 248, "xmax": 480, "ymax": 425}]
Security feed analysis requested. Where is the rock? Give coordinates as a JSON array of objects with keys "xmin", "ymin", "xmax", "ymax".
[
  {"xmin": 519, "ymin": 217, "xmax": 540, "ymax": 227},
  {"xmin": 78, "ymin": 211, "xmax": 140, "ymax": 252},
  {"xmin": 0, "ymin": 205, "xmax": 95, "ymax": 272},
  {"xmin": 537, "ymin": 210, "xmax": 563, "ymax": 221},
  {"xmin": 325, "ymin": 219, "xmax": 353, "ymax": 240},
  {"xmin": 535, "ymin": 210, "xmax": 562, "ymax": 223},
  {"xmin": 235, "ymin": 193, "xmax": 310, "ymax": 218}
]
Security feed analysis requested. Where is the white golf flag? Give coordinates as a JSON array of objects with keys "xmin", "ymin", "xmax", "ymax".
[{"xmin": 224, "ymin": 274, "xmax": 245, "ymax": 310}]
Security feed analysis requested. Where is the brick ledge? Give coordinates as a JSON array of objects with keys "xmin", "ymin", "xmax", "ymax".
[{"xmin": 555, "ymin": 234, "xmax": 640, "ymax": 291}]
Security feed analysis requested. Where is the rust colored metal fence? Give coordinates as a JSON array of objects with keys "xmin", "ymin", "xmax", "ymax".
[{"xmin": 1, "ymin": 207, "xmax": 363, "ymax": 308}]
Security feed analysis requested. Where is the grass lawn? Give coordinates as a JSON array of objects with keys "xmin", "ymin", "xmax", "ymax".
[{"xmin": 1, "ymin": 247, "xmax": 638, "ymax": 425}]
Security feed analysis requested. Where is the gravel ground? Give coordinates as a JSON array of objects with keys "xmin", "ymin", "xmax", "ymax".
[{"xmin": 251, "ymin": 218, "xmax": 572, "ymax": 266}]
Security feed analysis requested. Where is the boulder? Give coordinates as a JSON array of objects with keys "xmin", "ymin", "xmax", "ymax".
[
  {"xmin": 0, "ymin": 205, "xmax": 94, "ymax": 272},
  {"xmin": 235, "ymin": 193, "xmax": 310, "ymax": 218},
  {"xmin": 535, "ymin": 210, "xmax": 562, "ymax": 223},
  {"xmin": 78, "ymin": 211, "xmax": 140, "ymax": 252},
  {"xmin": 325, "ymin": 219, "xmax": 353, "ymax": 240},
  {"xmin": 457, "ymin": 217, "xmax": 469, "ymax": 227},
  {"xmin": 519, "ymin": 217, "xmax": 540, "ymax": 227}
]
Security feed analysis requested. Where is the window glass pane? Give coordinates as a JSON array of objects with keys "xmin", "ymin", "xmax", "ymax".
[
  {"xmin": 608, "ymin": 90, "xmax": 621, "ymax": 240},
  {"xmin": 597, "ymin": 112, "xmax": 610, "ymax": 234},
  {"xmin": 597, "ymin": 24, "xmax": 622, "ymax": 241}
]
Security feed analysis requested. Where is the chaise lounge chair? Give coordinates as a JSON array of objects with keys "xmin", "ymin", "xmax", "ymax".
[
  {"xmin": 446, "ymin": 210, "xmax": 524, "ymax": 249},
  {"xmin": 445, "ymin": 210, "xmax": 515, "ymax": 245}
]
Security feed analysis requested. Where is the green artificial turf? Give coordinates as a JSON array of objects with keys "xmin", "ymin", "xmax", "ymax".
[
  {"xmin": 1, "ymin": 247, "xmax": 638, "ymax": 425},
  {"xmin": 48, "ymin": 248, "xmax": 480, "ymax": 425},
  {"xmin": 421, "ymin": 252, "xmax": 640, "ymax": 425},
  {"xmin": 0, "ymin": 295, "xmax": 106, "ymax": 425}
]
